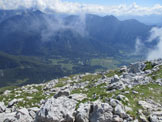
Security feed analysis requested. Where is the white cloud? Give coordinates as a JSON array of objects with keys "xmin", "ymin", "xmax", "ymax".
[
  {"xmin": 135, "ymin": 38, "xmax": 144, "ymax": 54},
  {"xmin": 0, "ymin": 0, "xmax": 162, "ymax": 16},
  {"xmin": 147, "ymin": 27, "xmax": 162, "ymax": 60},
  {"xmin": 134, "ymin": 27, "xmax": 162, "ymax": 60},
  {"xmin": 40, "ymin": 13, "xmax": 87, "ymax": 41}
]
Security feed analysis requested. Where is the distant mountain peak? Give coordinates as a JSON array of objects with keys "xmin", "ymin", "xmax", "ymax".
[{"xmin": 104, "ymin": 15, "xmax": 119, "ymax": 21}]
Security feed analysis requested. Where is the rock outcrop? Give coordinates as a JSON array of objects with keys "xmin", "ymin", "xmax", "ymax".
[
  {"xmin": 75, "ymin": 103, "xmax": 91, "ymax": 122},
  {"xmin": 89, "ymin": 101, "xmax": 113, "ymax": 122},
  {"xmin": 36, "ymin": 96, "xmax": 77, "ymax": 122}
]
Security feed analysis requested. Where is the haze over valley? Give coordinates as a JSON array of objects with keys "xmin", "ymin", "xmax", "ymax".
[{"xmin": 0, "ymin": 0, "xmax": 161, "ymax": 87}]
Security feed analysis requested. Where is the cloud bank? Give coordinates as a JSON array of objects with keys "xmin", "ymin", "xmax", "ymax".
[
  {"xmin": 0, "ymin": 0, "xmax": 162, "ymax": 16},
  {"xmin": 41, "ymin": 14, "xmax": 87, "ymax": 41},
  {"xmin": 147, "ymin": 27, "xmax": 162, "ymax": 60},
  {"xmin": 135, "ymin": 38, "xmax": 144, "ymax": 54},
  {"xmin": 136, "ymin": 27, "xmax": 162, "ymax": 60}
]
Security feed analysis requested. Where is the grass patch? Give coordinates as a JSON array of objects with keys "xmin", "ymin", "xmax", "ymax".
[
  {"xmin": 105, "ymin": 69, "xmax": 122, "ymax": 77},
  {"xmin": 90, "ymin": 58, "xmax": 119, "ymax": 71},
  {"xmin": 144, "ymin": 61, "xmax": 154, "ymax": 71},
  {"xmin": 0, "ymin": 85, "xmax": 54, "ymax": 108},
  {"xmin": 70, "ymin": 74, "xmax": 103, "ymax": 86},
  {"xmin": 72, "ymin": 83, "xmax": 113, "ymax": 101},
  {"xmin": 0, "ymin": 86, "xmax": 18, "ymax": 94},
  {"xmin": 71, "ymin": 88, "xmax": 83, "ymax": 94},
  {"xmin": 149, "ymin": 65, "xmax": 162, "ymax": 80},
  {"xmin": 49, "ymin": 58, "xmax": 74, "ymax": 71},
  {"xmin": 54, "ymin": 82, "xmax": 66, "ymax": 87},
  {"xmin": 81, "ymin": 74, "xmax": 102, "ymax": 82},
  {"xmin": 123, "ymin": 83, "xmax": 162, "ymax": 118},
  {"xmin": 72, "ymin": 82, "xmax": 162, "ymax": 119}
]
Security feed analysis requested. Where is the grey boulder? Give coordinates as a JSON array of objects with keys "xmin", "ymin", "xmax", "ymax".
[
  {"xmin": 0, "ymin": 102, "xmax": 6, "ymax": 113},
  {"xmin": 75, "ymin": 103, "xmax": 91, "ymax": 122},
  {"xmin": 114, "ymin": 104, "xmax": 127, "ymax": 119},
  {"xmin": 54, "ymin": 90, "xmax": 70, "ymax": 98},
  {"xmin": 89, "ymin": 101, "xmax": 113, "ymax": 122},
  {"xmin": 36, "ymin": 96, "xmax": 77, "ymax": 122},
  {"xmin": 128, "ymin": 62, "xmax": 145, "ymax": 73}
]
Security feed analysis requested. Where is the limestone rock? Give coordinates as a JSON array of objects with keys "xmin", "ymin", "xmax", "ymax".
[
  {"xmin": 0, "ymin": 112, "xmax": 16, "ymax": 122},
  {"xmin": 108, "ymin": 81, "xmax": 126, "ymax": 90},
  {"xmin": 109, "ymin": 99, "xmax": 122, "ymax": 107},
  {"xmin": 111, "ymin": 75, "xmax": 120, "ymax": 83},
  {"xmin": 0, "ymin": 102, "xmax": 6, "ymax": 113},
  {"xmin": 36, "ymin": 96, "xmax": 77, "ymax": 122},
  {"xmin": 128, "ymin": 62, "xmax": 145, "ymax": 73},
  {"xmin": 116, "ymin": 95, "xmax": 129, "ymax": 102},
  {"xmin": 54, "ymin": 89, "xmax": 70, "ymax": 98},
  {"xmin": 15, "ymin": 108, "xmax": 33, "ymax": 122},
  {"xmin": 138, "ymin": 101, "xmax": 156, "ymax": 110},
  {"xmin": 8, "ymin": 99, "xmax": 19, "ymax": 107},
  {"xmin": 120, "ymin": 66, "xmax": 127, "ymax": 72},
  {"xmin": 75, "ymin": 103, "xmax": 91, "ymax": 122},
  {"xmin": 70, "ymin": 94, "xmax": 87, "ymax": 101},
  {"xmin": 139, "ymin": 115, "xmax": 148, "ymax": 122},
  {"xmin": 113, "ymin": 115, "xmax": 123, "ymax": 122},
  {"xmin": 28, "ymin": 107, "xmax": 40, "ymax": 119},
  {"xmin": 89, "ymin": 101, "xmax": 113, "ymax": 122},
  {"xmin": 8, "ymin": 98, "xmax": 23, "ymax": 108},
  {"xmin": 114, "ymin": 104, "xmax": 127, "ymax": 118},
  {"xmin": 3, "ymin": 90, "xmax": 11, "ymax": 95},
  {"xmin": 149, "ymin": 111, "xmax": 162, "ymax": 122}
]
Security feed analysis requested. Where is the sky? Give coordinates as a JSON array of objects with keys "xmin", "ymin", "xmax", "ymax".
[
  {"xmin": 0, "ymin": 0, "xmax": 162, "ymax": 16},
  {"xmin": 63, "ymin": 0, "xmax": 162, "ymax": 6}
]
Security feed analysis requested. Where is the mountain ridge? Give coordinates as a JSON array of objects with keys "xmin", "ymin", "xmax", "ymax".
[
  {"xmin": 0, "ymin": 9, "xmax": 155, "ymax": 87},
  {"xmin": 0, "ymin": 9, "xmax": 152, "ymax": 56}
]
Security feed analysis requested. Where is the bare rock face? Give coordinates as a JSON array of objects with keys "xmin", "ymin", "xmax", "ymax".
[
  {"xmin": 54, "ymin": 89, "xmax": 70, "ymax": 98},
  {"xmin": 89, "ymin": 101, "xmax": 113, "ymax": 122},
  {"xmin": 15, "ymin": 108, "xmax": 34, "ymax": 122},
  {"xmin": 149, "ymin": 111, "xmax": 162, "ymax": 122},
  {"xmin": 128, "ymin": 62, "xmax": 145, "ymax": 73},
  {"xmin": 138, "ymin": 100, "xmax": 161, "ymax": 111},
  {"xmin": 111, "ymin": 75, "xmax": 120, "ymax": 83},
  {"xmin": 0, "ymin": 112, "xmax": 16, "ymax": 122},
  {"xmin": 75, "ymin": 103, "xmax": 91, "ymax": 122},
  {"xmin": 0, "ymin": 108, "xmax": 33, "ymax": 122},
  {"xmin": 112, "ymin": 115, "xmax": 123, "ymax": 122},
  {"xmin": 76, "ymin": 101, "xmax": 113, "ymax": 122},
  {"xmin": 8, "ymin": 99, "xmax": 19, "ymax": 108},
  {"xmin": 108, "ymin": 80, "xmax": 126, "ymax": 90},
  {"xmin": 109, "ymin": 99, "xmax": 122, "ymax": 107},
  {"xmin": 70, "ymin": 94, "xmax": 87, "ymax": 101},
  {"xmin": 36, "ymin": 96, "xmax": 77, "ymax": 122},
  {"xmin": 114, "ymin": 104, "xmax": 127, "ymax": 119},
  {"xmin": 8, "ymin": 98, "xmax": 23, "ymax": 108},
  {"xmin": 28, "ymin": 107, "xmax": 40, "ymax": 119},
  {"xmin": 0, "ymin": 102, "xmax": 6, "ymax": 113}
]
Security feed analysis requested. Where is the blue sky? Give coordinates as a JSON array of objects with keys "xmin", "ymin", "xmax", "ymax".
[
  {"xmin": 1, "ymin": 0, "xmax": 162, "ymax": 16},
  {"xmin": 63, "ymin": 0, "xmax": 162, "ymax": 6}
]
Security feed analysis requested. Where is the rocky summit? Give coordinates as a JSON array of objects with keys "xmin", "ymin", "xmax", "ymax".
[{"xmin": 0, "ymin": 59, "xmax": 162, "ymax": 122}]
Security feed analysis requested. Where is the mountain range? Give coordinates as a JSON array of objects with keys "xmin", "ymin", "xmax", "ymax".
[{"xmin": 0, "ymin": 9, "xmax": 156, "ymax": 87}]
